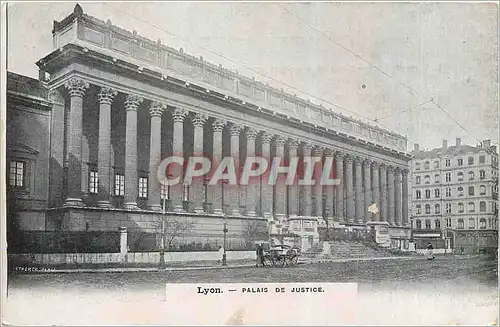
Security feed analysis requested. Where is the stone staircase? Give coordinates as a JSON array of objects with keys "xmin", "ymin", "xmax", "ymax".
[{"xmin": 301, "ymin": 240, "xmax": 397, "ymax": 260}]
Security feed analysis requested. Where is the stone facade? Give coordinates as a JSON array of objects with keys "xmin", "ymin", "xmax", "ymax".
[
  {"xmin": 8, "ymin": 5, "xmax": 412, "ymax": 252},
  {"xmin": 410, "ymin": 139, "xmax": 499, "ymax": 253}
]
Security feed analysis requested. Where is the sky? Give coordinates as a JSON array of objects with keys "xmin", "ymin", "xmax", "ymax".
[{"xmin": 6, "ymin": 2, "xmax": 499, "ymax": 152}]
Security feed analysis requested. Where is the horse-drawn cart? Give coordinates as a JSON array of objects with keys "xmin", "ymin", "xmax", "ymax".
[{"xmin": 263, "ymin": 244, "xmax": 301, "ymax": 267}]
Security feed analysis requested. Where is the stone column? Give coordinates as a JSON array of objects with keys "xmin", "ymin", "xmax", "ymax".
[
  {"xmin": 211, "ymin": 119, "xmax": 226, "ymax": 215},
  {"xmin": 402, "ymin": 169, "xmax": 409, "ymax": 227},
  {"xmin": 288, "ymin": 139, "xmax": 299, "ymax": 217},
  {"xmin": 171, "ymin": 108, "xmax": 188, "ymax": 212},
  {"xmin": 324, "ymin": 149, "xmax": 335, "ymax": 219},
  {"xmin": 190, "ymin": 113, "xmax": 208, "ymax": 213},
  {"xmin": 261, "ymin": 132, "xmax": 273, "ymax": 218},
  {"xmin": 147, "ymin": 102, "xmax": 166, "ymax": 211},
  {"xmin": 245, "ymin": 128, "xmax": 259, "ymax": 216},
  {"xmin": 334, "ymin": 152, "xmax": 345, "ymax": 223},
  {"xmin": 96, "ymin": 86, "xmax": 117, "ymax": 208},
  {"xmin": 301, "ymin": 143, "xmax": 313, "ymax": 217},
  {"xmin": 354, "ymin": 157, "xmax": 364, "ymax": 224},
  {"xmin": 64, "ymin": 77, "xmax": 89, "ymax": 206},
  {"xmin": 228, "ymin": 124, "xmax": 242, "ymax": 215},
  {"xmin": 274, "ymin": 136, "xmax": 287, "ymax": 219},
  {"xmin": 123, "ymin": 94, "xmax": 143, "ymax": 210},
  {"xmin": 120, "ymin": 226, "xmax": 128, "ymax": 262},
  {"xmin": 363, "ymin": 159, "xmax": 372, "ymax": 222},
  {"xmin": 387, "ymin": 166, "xmax": 395, "ymax": 225},
  {"xmin": 345, "ymin": 155, "xmax": 355, "ymax": 223},
  {"xmin": 395, "ymin": 167, "xmax": 403, "ymax": 226},
  {"xmin": 313, "ymin": 146, "xmax": 324, "ymax": 217},
  {"xmin": 379, "ymin": 164, "xmax": 387, "ymax": 222},
  {"xmin": 372, "ymin": 162, "xmax": 380, "ymax": 221}
]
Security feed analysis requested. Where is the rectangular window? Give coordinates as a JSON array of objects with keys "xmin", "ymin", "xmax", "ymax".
[
  {"xmin": 479, "ymin": 155, "xmax": 485, "ymax": 164},
  {"xmin": 445, "ymin": 187, "xmax": 451, "ymax": 197},
  {"xmin": 139, "ymin": 177, "xmax": 148, "ymax": 198},
  {"xmin": 468, "ymin": 157, "xmax": 474, "ymax": 165},
  {"xmin": 468, "ymin": 186, "xmax": 474, "ymax": 196},
  {"xmin": 445, "ymin": 172, "xmax": 451, "ymax": 182},
  {"xmin": 445, "ymin": 203, "xmax": 451, "ymax": 213},
  {"xmin": 469, "ymin": 218, "xmax": 475, "ymax": 229},
  {"xmin": 445, "ymin": 159, "xmax": 451, "ymax": 167},
  {"xmin": 9, "ymin": 160, "xmax": 25, "ymax": 187},
  {"xmin": 425, "ymin": 219, "xmax": 431, "ymax": 229},
  {"xmin": 457, "ymin": 159, "xmax": 463, "ymax": 166},
  {"xmin": 458, "ymin": 220, "xmax": 464, "ymax": 229},
  {"xmin": 446, "ymin": 218, "xmax": 452, "ymax": 228},
  {"xmin": 89, "ymin": 171, "xmax": 98, "ymax": 194},
  {"xmin": 115, "ymin": 174, "xmax": 125, "ymax": 196}
]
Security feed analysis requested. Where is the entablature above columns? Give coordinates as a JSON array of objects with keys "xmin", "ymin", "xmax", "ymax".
[{"xmin": 47, "ymin": 68, "xmax": 410, "ymax": 169}]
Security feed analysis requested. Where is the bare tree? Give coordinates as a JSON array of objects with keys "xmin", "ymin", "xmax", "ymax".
[
  {"xmin": 158, "ymin": 217, "xmax": 194, "ymax": 250},
  {"xmin": 242, "ymin": 221, "xmax": 268, "ymax": 248}
]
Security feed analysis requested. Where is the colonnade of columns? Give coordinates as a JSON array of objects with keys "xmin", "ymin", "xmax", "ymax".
[{"xmin": 62, "ymin": 78, "xmax": 410, "ymax": 227}]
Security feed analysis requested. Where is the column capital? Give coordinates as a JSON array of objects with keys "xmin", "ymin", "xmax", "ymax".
[
  {"xmin": 387, "ymin": 165, "xmax": 395, "ymax": 174},
  {"xmin": 379, "ymin": 163, "xmax": 387, "ymax": 172},
  {"xmin": 212, "ymin": 119, "xmax": 227, "ymax": 132},
  {"xmin": 402, "ymin": 168, "xmax": 409, "ymax": 176},
  {"xmin": 48, "ymin": 88, "xmax": 65, "ymax": 104},
  {"xmin": 371, "ymin": 161, "xmax": 380, "ymax": 169},
  {"xmin": 288, "ymin": 139, "xmax": 299, "ymax": 150},
  {"xmin": 125, "ymin": 94, "xmax": 143, "ymax": 111},
  {"xmin": 334, "ymin": 151, "xmax": 345, "ymax": 161},
  {"xmin": 230, "ymin": 123, "xmax": 243, "ymax": 136},
  {"xmin": 313, "ymin": 146, "xmax": 324, "ymax": 156},
  {"xmin": 394, "ymin": 167, "xmax": 403, "ymax": 175},
  {"xmin": 363, "ymin": 158, "xmax": 372, "ymax": 167},
  {"xmin": 246, "ymin": 128, "xmax": 259, "ymax": 141},
  {"xmin": 354, "ymin": 156, "xmax": 363, "ymax": 165},
  {"xmin": 302, "ymin": 143, "xmax": 313, "ymax": 152},
  {"xmin": 65, "ymin": 77, "xmax": 89, "ymax": 98},
  {"xmin": 275, "ymin": 135, "xmax": 286, "ymax": 147},
  {"xmin": 192, "ymin": 113, "xmax": 208, "ymax": 127},
  {"xmin": 324, "ymin": 148, "xmax": 334, "ymax": 157},
  {"xmin": 345, "ymin": 154, "xmax": 354, "ymax": 164},
  {"xmin": 261, "ymin": 132, "xmax": 274, "ymax": 145},
  {"xmin": 98, "ymin": 86, "xmax": 117, "ymax": 105},
  {"xmin": 172, "ymin": 107, "xmax": 188, "ymax": 122},
  {"xmin": 149, "ymin": 101, "xmax": 166, "ymax": 117}
]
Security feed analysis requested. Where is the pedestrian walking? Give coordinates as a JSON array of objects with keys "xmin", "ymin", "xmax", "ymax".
[{"xmin": 426, "ymin": 242, "xmax": 435, "ymax": 260}]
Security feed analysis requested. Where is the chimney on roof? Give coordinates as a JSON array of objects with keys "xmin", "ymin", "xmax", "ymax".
[
  {"xmin": 442, "ymin": 140, "xmax": 448, "ymax": 150},
  {"xmin": 414, "ymin": 143, "xmax": 419, "ymax": 151},
  {"xmin": 482, "ymin": 139, "xmax": 491, "ymax": 149},
  {"xmin": 456, "ymin": 138, "xmax": 461, "ymax": 147}
]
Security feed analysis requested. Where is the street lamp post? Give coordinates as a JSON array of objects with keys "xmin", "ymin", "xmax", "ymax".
[{"xmin": 222, "ymin": 217, "xmax": 228, "ymax": 266}]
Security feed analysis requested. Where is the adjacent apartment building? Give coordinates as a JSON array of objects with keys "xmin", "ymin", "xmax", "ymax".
[{"xmin": 410, "ymin": 138, "xmax": 498, "ymax": 253}]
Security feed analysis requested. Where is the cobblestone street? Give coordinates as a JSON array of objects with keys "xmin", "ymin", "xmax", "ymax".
[{"xmin": 5, "ymin": 255, "xmax": 498, "ymax": 325}]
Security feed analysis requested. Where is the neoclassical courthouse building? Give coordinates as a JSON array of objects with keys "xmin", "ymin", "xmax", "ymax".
[{"xmin": 7, "ymin": 5, "xmax": 413, "ymax": 252}]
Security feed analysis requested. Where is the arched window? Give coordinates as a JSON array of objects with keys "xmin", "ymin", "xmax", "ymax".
[
  {"xmin": 480, "ymin": 170, "xmax": 486, "ymax": 179},
  {"xmin": 425, "ymin": 189, "xmax": 431, "ymax": 198},
  {"xmin": 458, "ymin": 186, "xmax": 464, "ymax": 196},
  {"xmin": 435, "ymin": 219, "xmax": 441, "ymax": 229},
  {"xmin": 424, "ymin": 175, "xmax": 430, "ymax": 184},
  {"xmin": 434, "ymin": 188, "xmax": 440, "ymax": 198},
  {"xmin": 480, "ymin": 185, "xmax": 486, "ymax": 195},
  {"xmin": 468, "ymin": 156, "xmax": 474, "ymax": 165},
  {"xmin": 425, "ymin": 204, "xmax": 431, "ymax": 214},
  {"xmin": 480, "ymin": 201, "xmax": 486, "ymax": 212},
  {"xmin": 434, "ymin": 161, "xmax": 439, "ymax": 169},
  {"xmin": 458, "ymin": 202, "xmax": 464, "ymax": 213},
  {"xmin": 468, "ymin": 171, "xmax": 474, "ymax": 180},
  {"xmin": 416, "ymin": 220, "xmax": 422, "ymax": 229},
  {"xmin": 416, "ymin": 190, "xmax": 421, "ymax": 199},
  {"xmin": 416, "ymin": 205, "xmax": 421, "ymax": 214},
  {"xmin": 424, "ymin": 161, "xmax": 430, "ymax": 170},
  {"xmin": 457, "ymin": 172, "xmax": 464, "ymax": 181},
  {"xmin": 468, "ymin": 202, "xmax": 475, "ymax": 212},
  {"xmin": 425, "ymin": 219, "xmax": 431, "ymax": 229},
  {"xmin": 457, "ymin": 219, "xmax": 464, "ymax": 229},
  {"xmin": 480, "ymin": 218, "xmax": 486, "ymax": 229},
  {"xmin": 435, "ymin": 204, "xmax": 440, "ymax": 214},
  {"xmin": 469, "ymin": 218, "xmax": 475, "ymax": 229},
  {"xmin": 416, "ymin": 176, "xmax": 421, "ymax": 184},
  {"xmin": 434, "ymin": 174, "xmax": 440, "ymax": 183}
]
